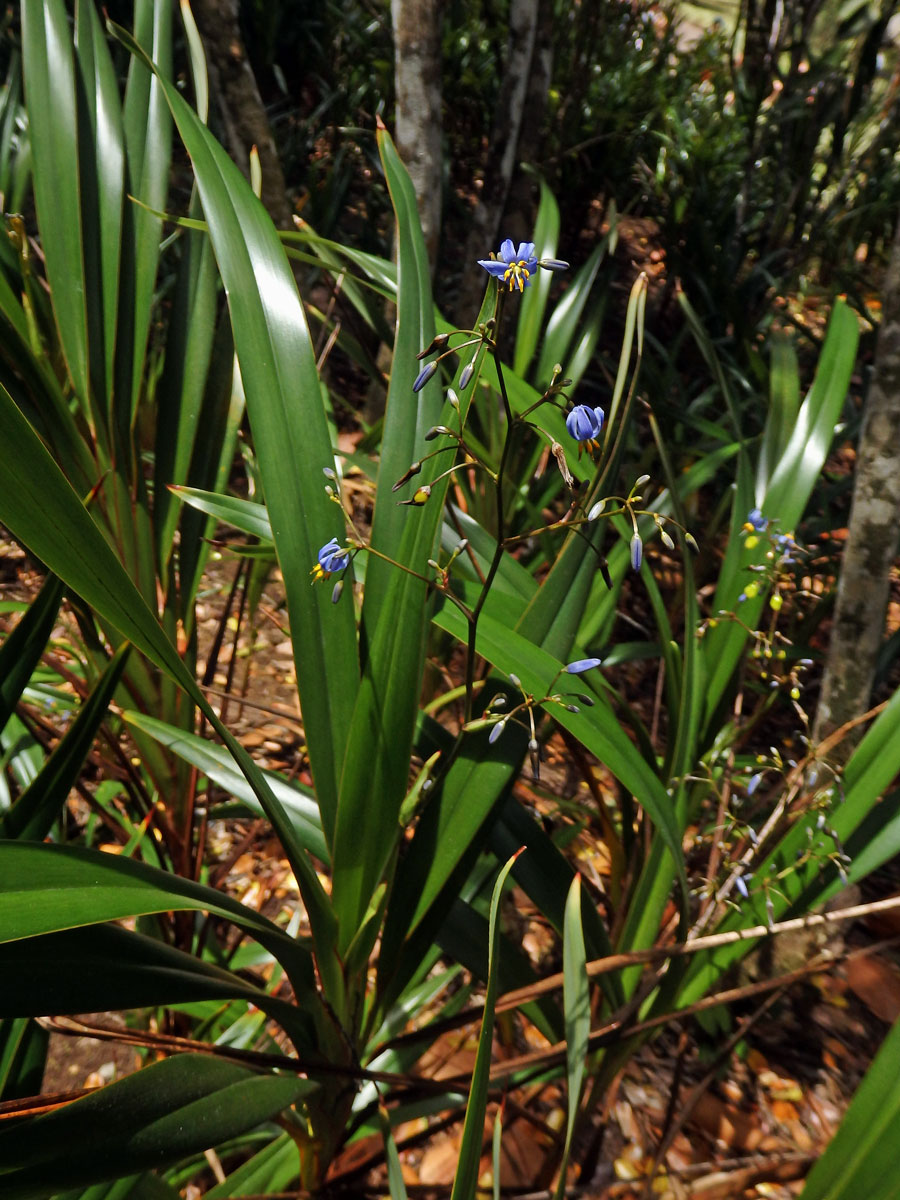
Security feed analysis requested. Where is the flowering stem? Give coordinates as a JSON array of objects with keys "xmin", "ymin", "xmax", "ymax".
[{"xmin": 463, "ymin": 325, "xmax": 514, "ymax": 724}]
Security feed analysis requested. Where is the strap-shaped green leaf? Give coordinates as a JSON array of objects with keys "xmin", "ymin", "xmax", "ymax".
[
  {"xmin": 74, "ymin": 0, "xmax": 126, "ymax": 419},
  {"xmin": 433, "ymin": 600, "xmax": 684, "ymax": 869},
  {"xmin": 0, "ymin": 1054, "xmax": 315, "ymax": 1199},
  {"xmin": 120, "ymin": 0, "xmax": 173, "ymax": 423},
  {"xmin": 0, "ymin": 644, "xmax": 129, "ymax": 841},
  {"xmin": 0, "ymin": 375, "xmax": 341, "ymax": 1005},
  {"xmin": 555, "ymin": 875, "xmax": 589, "ymax": 1197},
  {"xmin": 21, "ymin": 0, "xmax": 89, "ymax": 404},
  {"xmin": 0, "ymin": 1018, "xmax": 47, "ymax": 1102},
  {"xmin": 0, "ymin": 923, "xmax": 312, "ymax": 1047},
  {"xmin": 700, "ymin": 299, "xmax": 858, "ymax": 729},
  {"xmin": 798, "ymin": 1013, "xmax": 900, "ymax": 1200},
  {"xmin": 203, "ymin": 1133, "xmax": 299, "ymax": 1199},
  {"xmin": 450, "ymin": 851, "xmax": 519, "ymax": 1200},
  {"xmin": 514, "ymin": 173, "xmax": 560, "ymax": 377},
  {"xmin": 0, "ymin": 575, "xmax": 64, "ymax": 735},
  {"xmin": 123, "ymin": 711, "xmax": 328, "ymax": 862},
  {"xmin": 169, "ymin": 485, "xmax": 273, "ymax": 542},
  {"xmin": 329, "ymin": 125, "xmax": 445, "ymax": 950},
  {"xmin": 110, "ymin": 20, "xmax": 360, "ymax": 841},
  {"xmin": 0, "ymin": 841, "xmax": 312, "ymax": 990}
]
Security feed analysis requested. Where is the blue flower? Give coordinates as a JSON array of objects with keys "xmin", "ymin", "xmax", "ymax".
[
  {"xmin": 743, "ymin": 508, "xmax": 767, "ymax": 532},
  {"xmin": 311, "ymin": 537, "xmax": 351, "ymax": 581},
  {"xmin": 565, "ymin": 404, "xmax": 605, "ymax": 456},
  {"xmin": 477, "ymin": 239, "xmax": 538, "ymax": 292}
]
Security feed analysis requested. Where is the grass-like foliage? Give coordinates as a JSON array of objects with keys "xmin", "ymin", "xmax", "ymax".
[{"xmin": 2, "ymin": 5, "xmax": 900, "ymax": 1198}]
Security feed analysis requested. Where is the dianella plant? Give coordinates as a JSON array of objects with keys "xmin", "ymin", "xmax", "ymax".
[{"xmin": 4, "ymin": 4, "xmax": 900, "ymax": 1199}]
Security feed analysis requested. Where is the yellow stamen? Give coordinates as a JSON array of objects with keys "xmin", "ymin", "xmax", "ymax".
[{"xmin": 502, "ymin": 261, "xmax": 530, "ymax": 291}]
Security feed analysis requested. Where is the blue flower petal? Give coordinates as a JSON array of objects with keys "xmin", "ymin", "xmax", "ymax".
[
  {"xmin": 477, "ymin": 259, "xmax": 508, "ymax": 278},
  {"xmin": 499, "ymin": 238, "xmax": 516, "ymax": 263},
  {"xmin": 565, "ymin": 404, "xmax": 604, "ymax": 443},
  {"xmin": 314, "ymin": 537, "xmax": 351, "ymax": 577}
]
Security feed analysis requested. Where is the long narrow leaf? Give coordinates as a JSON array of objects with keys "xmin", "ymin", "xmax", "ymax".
[
  {"xmin": 450, "ymin": 851, "xmax": 520, "ymax": 1200},
  {"xmin": 555, "ymin": 875, "xmax": 589, "ymax": 1197},
  {"xmin": 0, "ymin": 1055, "xmax": 315, "ymax": 1200},
  {"xmin": 329, "ymin": 124, "xmax": 445, "ymax": 949},
  {"xmin": 0, "ymin": 923, "xmax": 310, "ymax": 1044},
  {"xmin": 0, "ymin": 575, "xmax": 64, "ymax": 734},
  {"xmin": 0, "ymin": 644, "xmax": 129, "ymax": 840},
  {"xmin": 798, "ymin": 1014, "xmax": 900, "ymax": 1200},
  {"xmin": 110, "ymin": 20, "xmax": 360, "ymax": 840},
  {"xmin": 20, "ymin": 0, "xmax": 89, "ymax": 402}
]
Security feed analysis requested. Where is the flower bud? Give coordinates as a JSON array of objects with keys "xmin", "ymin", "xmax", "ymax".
[
  {"xmin": 413, "ymin": 361, "xmax": 438, "ymax": 392},
  {"xmin": 392, "ymin": 461, "xmax": 422, "ymax": 492},
  {"xmin": 565, "ymin": 657, "xmax": 602, "ymax": 674},
  {"xmin": 459, "ymin": 359, "xmax": 476, "ymax": 389},
  {"xmin": 630, "ymin": 533, "xmax": 643, "ymax": 571},
  {"xmin": 528, "ymin": 737, "xmax": 541, "ymax": 780},
  {"xmin": 397, "ymin": 484, "xmax": 432, "ymax": 507},
  {"xmin": 416, "ymin": 332, "xmax": 450, "ymax": 359}
]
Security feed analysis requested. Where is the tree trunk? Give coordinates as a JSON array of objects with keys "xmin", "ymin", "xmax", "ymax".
[
  {"xmin": 391, "ymin": 0, "xmax": 443, "ymax": 273},
  {"xmin": 190, "ymin": 0, "xmax": 293, "ymax": 230},
  {"xmin": 813, "ymin": 216, "xmax": 900, "ymax": 759},
  {"xmin": 454, "ymin": 0, "xmax": 542, "ymax": 324},
  {"xmin": 502, "ymin": 0, "xmax": 554, "ymax": 242}
]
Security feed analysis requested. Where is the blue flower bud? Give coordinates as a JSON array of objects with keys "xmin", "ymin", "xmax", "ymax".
[
  {"xmin": 413, "ymin": 361, "xmax": 438, "ymax": 392},
  {"xmin": 489, "ymin": 719, "xmax": 507, "ymax": 744},
  {"xmin": 565, "ymin": 657, "xmax": 603, "ymax": 674},
  {"xmin": 630, "ymin": 533, "xmax": 643, "ymax": 571}
]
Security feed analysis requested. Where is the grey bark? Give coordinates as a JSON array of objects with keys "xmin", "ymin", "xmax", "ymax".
[
  {"xmin": 502, "ymin": 0, "xmax": 554, "ymax": 238},
  {"xmin": 190, "ymin": 0, "xmax": 293, "ymax": 230},
  {"xmin": 813, "ymin": 216, "xmax": 900, "ymax": 759},
  {"xmin": 391, "ymin": 0, "xmax": 443, "ymax": 273},
  {"xmin": 454, "ymin": 0, "xmax": 542, "ymax": 323}
]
